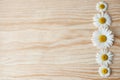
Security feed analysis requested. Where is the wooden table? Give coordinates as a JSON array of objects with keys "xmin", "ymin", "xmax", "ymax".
[{"xmin": 0, "ymin": 0, "xmax": 119, "ymax": 80}]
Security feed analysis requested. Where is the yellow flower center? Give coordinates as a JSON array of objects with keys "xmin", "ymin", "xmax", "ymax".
[
  {"xmin": 102, "ymin": 68, "xmax": 108, "ymax": 75},
  {"xmin": 99, "ymin": 17, "xmax": 106, "ymax": 24},
  {"xmin": 99, "ymin": 35, "xmax": 107, "ymax": 42},
  {"xmin": 99, "ymin": 4, "xmax": 105, "ymax": 9},
  {"xmin": 101, "ymin": 54, "xmax": 108, "ymax": 61}
]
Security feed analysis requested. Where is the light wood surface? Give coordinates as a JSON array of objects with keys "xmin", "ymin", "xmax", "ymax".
[{"xmin": 0, "ymin": 0, "xmax": 119, "ymax": 80}]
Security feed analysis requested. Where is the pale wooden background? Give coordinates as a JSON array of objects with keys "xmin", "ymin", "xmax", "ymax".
[{"xmin": 0, "ymin": 0, "xmax": 119, "ymax": 80}]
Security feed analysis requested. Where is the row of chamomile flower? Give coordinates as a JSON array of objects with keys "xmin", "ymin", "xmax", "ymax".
[{"xmin": 92, "ymin": 1, "xmax": 114, "ymax": 78}]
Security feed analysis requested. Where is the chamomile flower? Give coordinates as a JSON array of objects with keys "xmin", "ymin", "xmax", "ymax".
[
  {"xmin": 93, "ymin": 13, "xmax": 111, "ymax": 28},
  {"xmin": 96, "ymin": 1, "xmax": 108, "ymax": 12},
  {"xmin": 92, "ymin": 28, "xmax": 114, "ymax": 49},
  {"xmin": 98, "ymin": 65, "xmax": 111, "ymax": 78},
  {"xmin": 96, "ymin": 49, "xmax": 113, "ymax": 66}
]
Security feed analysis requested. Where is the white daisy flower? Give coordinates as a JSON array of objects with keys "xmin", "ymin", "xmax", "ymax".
[
  {"xmin": 96, "ymin": 49, "xmax": 113, "ymax": 66},
  {"xmin": 93, "ymin": 13, "xmax": 111, "ymax": 28},
  {"xmin": 96, "ymin": 1, "xmax": 108, "ymax": 12},
  {"xmin": 91, "ymin": 28, "xmax": 114, "ymax": 49},
  {"xmin": 98, "ymin": 65, "xmax": 111, "ymax": 78}
]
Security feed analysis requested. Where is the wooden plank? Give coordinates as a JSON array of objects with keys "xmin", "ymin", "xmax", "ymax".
[{"xmin": 0, "ymin": 0, "xmax": 119, "ymax": 80}]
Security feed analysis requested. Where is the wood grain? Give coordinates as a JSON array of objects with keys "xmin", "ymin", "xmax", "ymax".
[{"xmin": 0, "ymin": 0, "xmax": 119, "ymax": 80}]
